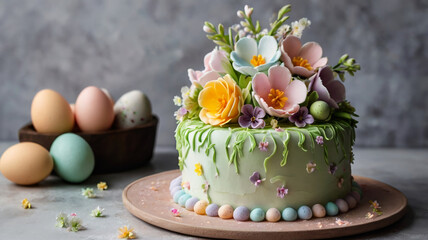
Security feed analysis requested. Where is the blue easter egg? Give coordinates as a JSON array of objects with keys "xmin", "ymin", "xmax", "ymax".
[
  {"xmin": 297, "ymin": 206, "xmax": 313, "ymax": 220},
  {"xmin": 250, "ymin": 208, "xmax": 265, "ymax": 222},
  {"xmin": 325, "ymin": 202, "xmax": 339, "ymax": 216},
  {"xmin": 282, "ymin": 207, "xmax": 298, "ymax": 221},
  {"xmin": 206, "ymin": 204, "xmax": 220, "ymax": 217},
  {"xmin": 50, "ymin": 133, "xmax": 94, "ymax": 183},
  {"xmin": 233, "ymin": 206, "xmax": 250, "ymax": 221},
  {"xmin": 185, "ymin": 197, "xmax": 199, "ymax": 211},
  {"xmin": 178, "ymin": 194, "xmax": 192, "ymax": 207},
  {"xmin": 170, "ymin": 186, "xmax": 182, "ymax": 197},
  {"xmin": 173, "ymin": 190, "xmax": 185, "ymax": 203}
]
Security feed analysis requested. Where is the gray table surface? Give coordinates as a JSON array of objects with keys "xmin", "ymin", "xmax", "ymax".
[{"xmin": 0, "ymin": 141, "xmax": 427, "ymax": 240}]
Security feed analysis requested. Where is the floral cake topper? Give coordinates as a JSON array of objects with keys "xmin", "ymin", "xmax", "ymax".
[{"xmin": 174, "ymin": 5, "xmax": 360, "ymax": 128}]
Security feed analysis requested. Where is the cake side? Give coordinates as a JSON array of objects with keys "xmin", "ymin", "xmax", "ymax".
[{"xmin": 177, "ymin": 119, "xmax": 355, "ymax": 210}]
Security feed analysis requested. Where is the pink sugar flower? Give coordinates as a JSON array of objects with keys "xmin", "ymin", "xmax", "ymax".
[
  {"xmin": 252, "ymin": 65, "xmax": 307, "ymax": 118},
  {"xmin": 171, "ymin": 208, "xmax": 180, "ymax": 217},
  {"xmin": 188, "ymin": 47, "xmax": 229, "ymax": 87},
  {"xmin": 258, "ymin": 141, "xmax": 269, "ymax": 151},
  {"xmin": 280, "ymin": 35, "xmax": 328, "ymax": 78}
]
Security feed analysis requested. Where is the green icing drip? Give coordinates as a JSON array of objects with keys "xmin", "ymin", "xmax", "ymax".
[
  {"xmin": 270, "ymin": 175, "xmax": 286, "ymax": 185},
  {"xmin": 296, "ymin": 130, "xmax": 307, "ymax": 152},
  {"xmin": 263, "ymin": 133, "xmax": 277, "ymax": 173},
  {"xmin": 280, "ymin": 131, "xmax": 291, "ymax": 167}
]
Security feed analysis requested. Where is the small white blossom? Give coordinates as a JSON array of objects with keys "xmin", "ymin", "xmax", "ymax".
[
  {"xmin": 203, "ymin": 25, "xmax": 213, "ymax": 33},
  {"xmin": 237, "ymin": 10, "xmax": 245, "ymax": 18},
  {"xmin": 240, "ymin": 21, "xmax": 248, "ymax": 28},
  {"xmin": 276, "ymin": 24, "xmax": 291, "ymax": 38},
  {"xmin": 181, "ymin": 86, "xmax": 190, "ymax": 97},
  {"xmin": 173, "ymin": 96, "xmax": 182, "ymax": 106},
  {"xmin": 238, "ymin": 30, "xmax": 246, "ymax": 38},
  {"xmin": 291, "ymin": 18, "xmax": 311, "ymax": 38},
  {"xmin": 244, "ymin": 5, "xmax": 253, "ymax": 17},
  {"xmin": 244, "ymin": 27, "xmax": 251, "ymax": 33},
  {"xmin": 231, "ymin": 24, "xmax": 240, "ymax": 32}
]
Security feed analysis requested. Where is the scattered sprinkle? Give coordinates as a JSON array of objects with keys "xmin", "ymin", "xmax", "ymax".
[
  {"xmin": 118, "ymin": 226, "xmax": 136, "ymax": 239},
  {"xmin": 55, "ymin": 212, "xmax": 69, "ymax": 228},
  {"xmin": 149, "ymin": 186, "xmax": 158, "ymax": 191},
  {"xmin": 22, "ymin": 198, "xmax": 31, "ymax": 209},
  {"xmin": 171, "ymin": 208, "xmax": 181, "ymax": 217},
  {"xmin": 97, "ymin": 182, "xmax": 108, "ymax": 191},
  {"xmin": 82, "ymin": 188, "xmax": 96, "ymax": 198},
  {"xmin": 335, "ymin": 218, "xmax": 350, "ymax": 226},
  {"xmin": 91, "ymin": 206, "xmax": 104, "ymax": 217}
]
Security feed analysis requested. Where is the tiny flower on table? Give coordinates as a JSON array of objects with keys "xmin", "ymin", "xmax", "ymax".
[
  {"xmin": 238, "ymin": 104, "xmax": 266, "ymax": 129},
  {"xmin": 277, "ymin": 185, "xmax": 289, "ymax": 198},
  {"xmin": 91, "ymin": 206, "xmax": 104, "ymax": 217},
  {"xmin": 288, "ymin": 106, "xmax": 314, "ymax": 127},
  {"xmin": 55, "ymin": 212, "xmax": 68, "ymax": 228},
  {"xmin": 369, "ymin": 200, "xmax": 383, "ymax": 215},
  {"xmin": 316, "ymin": 136, "xmax": 324, "ymax": 145},
  {"xmin": 335, "ymin": 218, "xmax": 350, "ymax": 226},
  {"xmin": 82, "ymin": 188, "xmax": 96, "ymax": 198},
  {"xmin": 68, "ymin": 214, "xmax": 83, "ymax": 232},
  {"xmin": 365, "ymin": 212, "xmax": 375, "ymax": 219},
  {"xmin": 171, "ymin": 208, "xmax": 181, "ymax": 217},
  {"xmin": 258, "ymin": 141, "xmax": 269, "ymax": 151},
  {"xmin": 118, "ymin": 226, "xmax": 136, "ymax": 239},
  {"xmin": 194, "ymin": 163, "xmax": 203, "ymax": 176},
  {"xmin": 22, "ymin": 198, "xmax": 31, "ymax": 209},
  {"xmin": 97, "ymin": 181, "xmax": 108, "ymax": 191}
]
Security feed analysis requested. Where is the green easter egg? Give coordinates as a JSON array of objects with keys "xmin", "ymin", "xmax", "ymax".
[
  {"xmin": 50, "ymin": 133, "xmax": 94, "ymax": 183},
  {"xmin": 310, "ymin": 101, "xmax": 330, "ymax": 120}
]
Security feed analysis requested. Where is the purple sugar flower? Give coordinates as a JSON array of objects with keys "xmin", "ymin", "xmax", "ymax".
[
  {"xmin": 277, "ymin": 185, "xmax": 288, "ymax": 198},
  {"xmin": 316, "ymin": 136, "xmax": 324, "ymax": 145},
  {"xmin": 288, "ymin": 106, "xmax": 314, "ymax": 127},
  {"xmin": 308, "ymin": 66, "xmax": 346, "ymax": 109},
  {"xmin": 238, "ymin": 104, "xmax": 266, "ymax": 129},
  {"xmin": 258, "ymin": 141, "xmax": 269, "ymax": 151},
  {"xmin": 328, "ymin": 163, "xmax": 337, "ymax": 175},
  {"xmin": 249, "ymin": 172, "xmax": 262, "ymax": 186}
]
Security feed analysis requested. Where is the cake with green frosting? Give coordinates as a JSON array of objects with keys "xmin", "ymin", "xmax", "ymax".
[{"xmin": 171, "ymin": 4, "xmax": 361, "ymax": 222}]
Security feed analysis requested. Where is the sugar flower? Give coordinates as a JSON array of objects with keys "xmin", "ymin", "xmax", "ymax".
[
  {"xmin": 280, "ymin": 35, "xmax": 328, "ymax": 78},
  {"xmin": 181, "ymin": 181, "xmax": 190, "ymax": 190},
  {"xmin": 316, "ymin": 136, "xmax": 324, "ymax": 145},
  {"xmin": 249, "ymin": 172, "xmax": 262, "ymax": 186},
  {"xmin": 198, "ymin": 74, "xmax": 243, "ymax": 126},
  {"xmin": 91, "ymin": 206, "xmax": 104, "ymax": 217},
  {"xmin": 68, "ymin": 215, "xmax": 83, "ymax": 232},
  {"xmin": 194, "ymin": 163, "xmax": 203, "ymax": 176},
  {"xmin": 288, "ymin": 106, "xmax": 314, "ymax": 127},
  {"xmin": 335, "ymin": 218, "xmax": 350, "ymax": 226},
  {"xmin": 306, "ymin": 162, "xmax": 316, "ymax": 173},
  {"xmin": 258, "ymin": 141, "xmax": 269, "ymax": 151},
  {"xmin": 238, "ymin": 104, "xmax": 266, "ymax": 129},
  {"xmin": 173, "ymin": 96, "xmax": 182, "ymax": 106},
  {"xmin": 270, "ymin": 119, "xmax": 278, "ymax": 128},
  {"xmin": 231, "ymin": 36, "xmax": 281, "ymax": 76},
  {"xmin": 328, "ymin": 163, "xmax": 337, "ymax": 175},
  {"xmin": 308, "ymin": 66, "xmax": 346, "ymax": 108},
  {"xmin": 252, "ymin": 65, "xmax": 307, "ymax": 118},
  {"xmin": 81, "ymin": 188, "xmax": 96, "ymax": 198},
  {"xmin": 171, "ymin": 208, "xmax": 181, "ymax": 217},
  {"xmin": 118, "ymin": 226, "xmax": 136, "ymax": 239},
  {"xmin": 97, "ymin": 182, "xmax": 108, "ymax": 191},
  {"xmin": 188, "ymin": 47, "xmax": 230, "ymax": 87},
  {"xmin": 55, "ymin": 212, "xmax": 68, "ymax": 228},
  {"xmin": 174, "ymin": 107, "xmax": 188, "ymax": 121},
  {"xmin": 277, "ymin": 185, "xmax": 289, "ymax": 198},
  {"xmin": 22, "ymin": 198, "xmax": 31, "ymax": 209},
  {"xmin": 202, "ymin": 181, "xmax": 210, "ymax": 193},
  {"xmin": 290, "ymin": 18, "xmax": 311, "ymax": 38}
]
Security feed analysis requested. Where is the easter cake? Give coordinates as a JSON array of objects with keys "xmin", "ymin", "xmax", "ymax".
[{"xmin": 171, "ymin": 4, "xmax": 361, "ymax": 221}]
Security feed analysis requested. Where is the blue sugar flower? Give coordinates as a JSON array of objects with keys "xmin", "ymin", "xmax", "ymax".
[{"xmin": 231, "ymin": 36, "xmax": 281, "ymax": 76}]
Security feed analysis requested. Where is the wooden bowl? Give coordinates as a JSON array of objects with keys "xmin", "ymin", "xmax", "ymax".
[{"xmin": 18, "ymin": 115, "xmax": 158, "ymax": 174}]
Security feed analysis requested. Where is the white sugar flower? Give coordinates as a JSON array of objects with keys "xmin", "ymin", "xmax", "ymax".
[
  {"xmin": 291, "ymin": 18, "xmax": 311, "ymax": 38},
  {"xmin": 173, "ymin": 96, "xmax": 182, "ymax": 106}
]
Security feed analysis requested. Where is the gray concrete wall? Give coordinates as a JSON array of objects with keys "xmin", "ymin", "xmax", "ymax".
[{"xmin": 0, "ymin": 0, "xmax": 427, "ymax": 148}]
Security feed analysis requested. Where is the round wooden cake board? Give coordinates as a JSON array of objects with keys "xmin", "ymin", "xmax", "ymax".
[{"xmin": 122, "ymin": 170, "xmax": 407, "ymax": 240}]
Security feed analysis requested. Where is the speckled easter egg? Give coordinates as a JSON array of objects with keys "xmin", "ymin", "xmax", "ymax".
[
  {"xmin": 218, "ymin": 205, "xmax": 234, "ymax": 219},
  {"xmin": 185, "ymin": 197, "xmax": 199, "ymax": 211},
  {"xmin": 170, "ymin": 186, "xmax": 182, "ymax": 197},
  {"xmin": 178, "ymin": 194, "xmax": 192, "ymax": 207},
  {"xmin": 310, "ymin": 100, "xmax": 330, "ymax": 121},
  {"xmin": 298, "ymin": 206, "xmax": 313, "ymax": 220},
  {"xmin": 312, "ymin": 204, "xmax": 326, "ymax": 218},
  {"xmin": 250, "ymin": 208, "xmax": 265, "ymax": 222},
  {"xmin": 282, "ymin": 207, "xmax": 298, "ymax": 221},
  {"xmin": 233, "ymin": 206, "xmax": 250, "ymax": 221},
  {"xmin": 173, "ymin": 190, "xmax": 185, "ymax": 203},
  {"xmin": 335, "ymin": 199, "xmax": 349, "ymax": 213},
  {"xmin": 325, "ymin": 202, "xmax": 339, "ymax": 216},
  {"xmin": 50, "ymin": 133, "xmax": 94, "ymax": 183},
  {"xmin": 266, "ymin": 208, "xmax": 281, "ymax": 222},
  {"xmin": 114, "ymin": 90, "xmax": 152, "ymax": 129},
  {"xmin": 206, "ymin": 204, "xmax": 220, "ymax": 217},
  {"xmin": 345, "ymin": 195, "xmax": 357, "ymax": 209},
  {"xmin": 194, "ymin": 200, "xmax": 208, "ymax": 215}
]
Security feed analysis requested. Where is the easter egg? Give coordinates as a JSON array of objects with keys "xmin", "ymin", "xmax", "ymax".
[
  {"xmin": 31, "ymin": 89, "xmax": 74, "ymax": 134},
  {"xmin": 185, "ymin": 197, "xmax": 199, "ymax": 211},
  {"xmin": 250, "ymin": 208, "xmax": 265, "ymax": 222},
  {"xmin": 325, "ymin": 202, "xmax": 339, "ymax": 216},
  {"xmin": 351, "ymin": 191, "xmax": 361, "ymax": 202},
  {"xmin": 218, "ymin": 205, "xmax": 234, "ymax": 219},
  {"xmin": 233, "ymin": 206, "xmax": 250, "ymax": 221},
  {"xmin": 282, "ymin": 207, "xmax": 298, "ymax": 221},
  {"xmin": 0, "ymin": 142, "xmax": 53, "ymax": 185},
  {"xmin": 335, "ymin": 199, "xmax": 349, "ymax": 213},
  {"xmin": 170, "ymin": 186, "xmax": 182, "ymax": 197},
  {"xmin": 312, "ymin": 204, "xmax": 326, "ymax": 218},
  {"xmin": 50, "ymin": 133, "xmax": 94, "ymax": 183},
  {"xmin": 114, "ymin": 90, "xmax": 152, "ymax": 129},
  {"xmin": 178, "ymin": 194, "xmax": 192, "ymax": 207},
  {"xmin": 266, "ymin": 208, "xmax": 281, "ymax": 222},
  {"xmin": 194, "ymin": 200, "xmax": 208, "ymax": 215},
  {"xmin": 297, "ymin": 206, "xmax": 313, "ymax": 220},
  {"xmin": 173, "ymin": 190, "xmax": 185, "ymax": 203},
  {"xmin": 206, "ymin": 204, "xmax": 220, "ymax": 217},
  {"xmin": 345, "ymin": 194, "xmax": 357, "ymax": 209},
  {"xmin": 75, "ymin": 86, "xmax": 114, "ymax": 132},
  {"xmin": 310, "ymin": 101, "xmax": 330, "ymax": 121}
]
